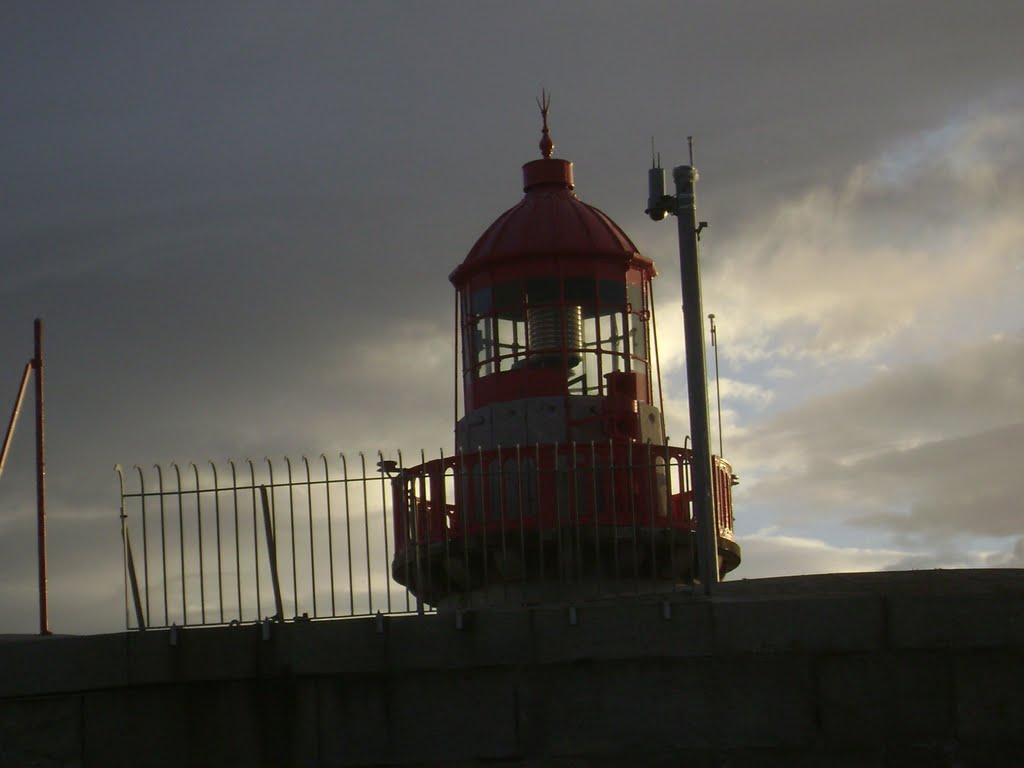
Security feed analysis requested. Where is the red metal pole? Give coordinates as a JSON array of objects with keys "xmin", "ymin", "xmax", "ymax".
[{"xmin": 33, "ymin": 318, "xmax": 50, "ymax": 635}]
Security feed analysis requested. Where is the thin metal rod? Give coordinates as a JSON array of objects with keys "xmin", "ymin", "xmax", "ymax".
[
  {"xmin": 125, "ymin": 526, "xmax": 146, "ymax": 630},
  {"xmin": 460, "ymin": 449, "xmax": 471, "ymax": 604},
  {"xmin": 173, "ymin": 464, "xmax": 187, "ymax": 625},
  {"xmin": 590, "ymin": 441, "xmax": 600, "ymax": 600},
  {"xmin": 710, "ymin": 314, "xmax": 724, "ymax": 457},
  {"xmin": 420, "ymin": 450, "xmax": 431, "ymax": 608},
  {"xmin": 403, "ymin": 450, "xmax": 423, "ymax": 615},
  {"xmin": 259, "ymin": 485, "xmax": 284, "ymax": 620},
  {"xmin": 134, "ymin": 465, "xmax": 150, "ymax": 625},
  {"xmin": 381, "ymin": 451, "xmax": 393, "ymax": 613},
  {"xmin": 0, "ymin": 362, "xmax": 31, "ymax": 479},
  {"xmin": 322, "ymin": 454, "xmax": 336, "ymax": 617},
  {"xmin": 516, "ymin": 443, "xmax": 526, "ymax": 596},
  {"xmin": 608, "ymin": 438, "xmax": 619, "ymax": 592},
  {"xmin": 191, "ymin": 463, "xmax": 206, "ymax": 625},
  {"xmin": 453, "ymin": 292, "xmax": 460, "ymax": 447},
  {"xmin": 664, "ymin": 443, "xmax": 676, "ymax": 583},
  {"xmin": 285, "ymin": 457, "xmax": 298, "ymax": 615},
  {"xmin": 340, "ymin": 454, "xmax": 354, "ymax": 615},
  {"xmin": 229, "ymin": 461, "xmax": 242, "ymax": 622},
  {"xmin": 444, "ymin": 449, "xmax": 453, "ymax": 604},
  {"xmin": 117, "ymin": 464, "xmax": 129, "ymax": 630},
  {"xmin": 303, "ymin": 457, "xmax": 316, "ymax": 618},
  {"xmin": 570, "ymin": 441, "xmax": 581, "ymax": 586},
  {"xmin": 627, "ymin": 440, "xmax": 639, "ymax": 594},
  {"xmin": 210, "ymin": 462, "xmax": 224, "ymax": 624},
  {"xmin": 359, "ymin": 453, "xmax": 373, "ymax": 613},
  {"xmin": 156, "ymin": 464, "xmax": 168, "ymax": 625},
  {"xmin": 34, "ymin": 319, "xmax": 49, "ymax": 635},
  {"xmin": 497, "ymin": 443, "xmax": 508, "ymax": 605},
  {"xmin": 479, "ymin": 444, "xmax": 489, "ymax": 598},
  {"xmin": 247, "ymin": 460, "xmax": 260, "ymax": 618},
  {"xmin": 404, "ymin": 453, "xmax": 415, "ymax": 611}
]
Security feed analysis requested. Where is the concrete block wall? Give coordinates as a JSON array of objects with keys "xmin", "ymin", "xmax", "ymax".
[{"xmin": 1, "ymin": 569, "xmax": 1022, "ymax": 767}]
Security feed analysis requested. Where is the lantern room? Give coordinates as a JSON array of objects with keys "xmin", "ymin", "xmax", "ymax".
[{"xmin": 450, "ymin": 112, "xmax": 664, "ymax": 450}]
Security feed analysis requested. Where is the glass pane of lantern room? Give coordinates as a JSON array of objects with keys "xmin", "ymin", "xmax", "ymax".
[
  {"xmin": 597, "ymin": 280, "xmax": 627, "ymax": 379},
  {"xmin": 475, "ymin": 317, "xmax": 494, "ymax": 376},
  {"xmin": 629, "ymin": 312, "xmax": 648, "ymax": 363},
  {"xmin": 496, "ymin": 317, "xmax": 525, "ymax": 371},
  {"xmin": 626, "ymin": 283, "xmax": 643, "ymax": 314},
  {"xmin": 599, "ymin": 312, "xmax": 627, "ymax": 373}
]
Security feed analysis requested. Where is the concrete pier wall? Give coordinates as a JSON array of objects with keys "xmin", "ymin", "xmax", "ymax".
[{"xmin": 1, "ymin": 570, "xmax": 1022, "ymax": 767}]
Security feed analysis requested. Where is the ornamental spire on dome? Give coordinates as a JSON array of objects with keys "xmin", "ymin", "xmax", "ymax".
[
  {"xmin": 537, "ymin": 89, "xmax": 554, "ymax": 159},
  {"xmin": 521, "ymin": 91, "xmax": 574, "ymax": 193}
]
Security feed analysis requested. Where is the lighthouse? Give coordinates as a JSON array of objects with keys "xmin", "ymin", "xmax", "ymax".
[{"xmin": 391, "ymin": 104, "xmax": 740, "ymax": 608}]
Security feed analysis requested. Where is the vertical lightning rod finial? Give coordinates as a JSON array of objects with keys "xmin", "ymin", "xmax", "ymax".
[{"xmin": 537, "ymin": 89, "xmax": 554, "ymax": 159}]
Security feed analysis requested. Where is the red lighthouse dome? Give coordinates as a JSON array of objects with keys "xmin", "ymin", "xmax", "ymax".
[{"xmin": 451, "ymin": 157, "xmax": 650, "ymax": 281}]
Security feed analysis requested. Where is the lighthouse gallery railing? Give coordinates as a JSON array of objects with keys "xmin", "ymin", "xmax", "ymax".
[{"xmin": 117, "ymin": 443, "xmax": 735, "ymax": 630}]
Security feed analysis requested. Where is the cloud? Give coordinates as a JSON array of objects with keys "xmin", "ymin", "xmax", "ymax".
[
  {"xmin": 985, "ymin": 537, "xmax": 1024, "ymax": 568},
  {"xmin": 733, "ymin": 528, "xmax": 1020, "ymax": 581},
  {"xmin": 704, "ymin": 105, "xmax": 1024, "ymax": 364},
  {"xmin": 729, "ymin": 334, "xmax": 1024, "ymax": 568},
  {"xmin": 735, "ymin": 334, "xmax": 1024, "ymax": 476},
  {"xmin": 845, "ymin": 423, "xmax": 1024, "ymax": 539},
  {"xmin": 733, "ymin": 529, "xmax": 908, "ymax": 579}
]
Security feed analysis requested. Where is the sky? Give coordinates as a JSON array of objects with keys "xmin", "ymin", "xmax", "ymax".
[{"xmin": 2, "ymin": 2, "xmax": 1022, "ymax": 634}]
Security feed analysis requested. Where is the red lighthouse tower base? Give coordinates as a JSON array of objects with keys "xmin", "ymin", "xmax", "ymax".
[{"xmin": 391, "ymin": 107, "xmax": 740, "ymax": 607}]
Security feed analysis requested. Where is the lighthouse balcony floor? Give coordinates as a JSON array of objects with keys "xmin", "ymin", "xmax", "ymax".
[{"xmin": 391, "ymin": 525, "xmax": 741, "ymax": 608}]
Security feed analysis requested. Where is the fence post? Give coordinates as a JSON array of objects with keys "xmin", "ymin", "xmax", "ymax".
[{"xmin": 259, "ymin": 485, "xmax": 285, "ymax": 620}]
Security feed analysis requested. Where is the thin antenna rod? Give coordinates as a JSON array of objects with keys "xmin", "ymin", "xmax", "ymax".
[
  {"xmin": 709, "ymin": 313, "xmax": 724, "ymax": 457},
  {"xmin": 688, "ymin": 136, "xmax": 694, "ymax": 166}
]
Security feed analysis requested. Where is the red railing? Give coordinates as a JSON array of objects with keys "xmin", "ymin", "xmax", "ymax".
[{"xmin": 391, "ymin": 442, "xmax": 735, "ymax": 558}]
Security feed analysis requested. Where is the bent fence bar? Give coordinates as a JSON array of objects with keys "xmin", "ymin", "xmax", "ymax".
[{"xmin": 116, "ymin": 443, "xmax": 736, "ymax": 630}]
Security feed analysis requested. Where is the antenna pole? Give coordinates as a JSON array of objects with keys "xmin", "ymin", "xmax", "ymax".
[
  {"xmin": 672, "ymin": 162, "xmax": 719, "ymax": 593},
  {"xmin": 34, "ymin": 318, "xmax": 50, "ymax": 635},
  {"xmin": 645, "ymin": 137, "xmax": 720, "ymax": 593},
  {"xmin": 710, "ymin": 314, "xmax": 724, "ymax": 457}
]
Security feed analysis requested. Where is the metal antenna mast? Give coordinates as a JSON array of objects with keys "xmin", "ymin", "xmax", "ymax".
[{"xmin": 645, "ymin": 140, "xmax": 720, "ymax": 593}]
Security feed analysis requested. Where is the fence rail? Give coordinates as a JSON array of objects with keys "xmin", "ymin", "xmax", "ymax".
[{"xmin": 117, "ymin": 443, "xmax": 737, "ymax": 630}]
